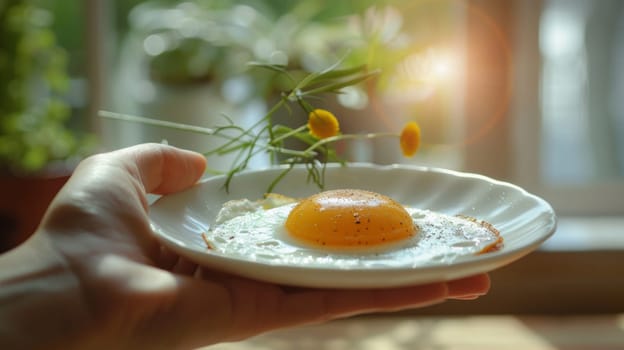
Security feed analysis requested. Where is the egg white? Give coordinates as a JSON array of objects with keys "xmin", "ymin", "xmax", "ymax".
[{"xmin": 205, "ymin": 202, "xmax": 501, "ymax": 268}]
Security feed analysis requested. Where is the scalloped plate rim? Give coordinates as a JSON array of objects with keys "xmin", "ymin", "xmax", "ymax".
[{"xmin": 149, "ymin": 163, "xmax": 557, "ymax": 288}]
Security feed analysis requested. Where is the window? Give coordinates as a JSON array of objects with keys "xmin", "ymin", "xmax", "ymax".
[{"xmin": 513, "ymin": 0, "xmax": 624, "ymax": 216}]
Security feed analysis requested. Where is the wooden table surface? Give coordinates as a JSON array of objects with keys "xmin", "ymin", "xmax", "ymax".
[{"xmin": 205, "ymin": 314, "xmax": 624, "ymax": 349}]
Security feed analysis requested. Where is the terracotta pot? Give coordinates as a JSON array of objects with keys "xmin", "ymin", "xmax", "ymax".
[{"xmin": 0, "ymin": 169, "xmax": 71, "ymax": 252}]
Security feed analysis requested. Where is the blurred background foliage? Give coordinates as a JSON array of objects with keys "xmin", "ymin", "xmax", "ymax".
[
  {"xmin": 5, "ymin": 0, "xmax": 460, "ymax": 172},
  {"xmin": 0, "ymin": 0, "xmax": 92, "ymax": 174}
]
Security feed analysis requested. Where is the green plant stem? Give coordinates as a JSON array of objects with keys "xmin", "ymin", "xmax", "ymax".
[
  {"xmin": 98, "ymin": 110, "xmax": 315, "ymax": 159},
  {"xmin": 99, "ymin": 111, "xmax": 219, "ymax": 136},
  {"xmin": 302, "ymin": 132, "xmax": 399, "ymax": 156},
  {"xmin": 99, "ymin": 60, "xmax": 383, "ymax": 192},
  {"xmin": 272, "ymin": 125, "xmax": 308, "ymax": 144}
]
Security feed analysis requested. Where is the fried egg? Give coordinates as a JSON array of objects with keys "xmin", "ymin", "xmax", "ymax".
[{"xmin": 205, "ymin": 189, "xmax": 502, "ymax": 268}]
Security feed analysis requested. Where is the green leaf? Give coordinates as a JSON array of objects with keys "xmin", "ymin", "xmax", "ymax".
[
  {"xmin": 307, "ymin": 64, "xmax": 368, "ymax": 85},
  {"xmin": 301, "ymin": 70, "xmax": 380, "ymax": 96}
]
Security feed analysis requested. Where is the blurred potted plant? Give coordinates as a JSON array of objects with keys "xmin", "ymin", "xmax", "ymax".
[
  {"xmin": 109, "ymin": 1, "xmax": 271, "ymax": 170},
  {"xmin": 0, "ymin": 0, "xmax": 91, "ymax": 251}
]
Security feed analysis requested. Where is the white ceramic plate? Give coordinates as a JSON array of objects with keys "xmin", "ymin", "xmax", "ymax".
[{"xmin": 150, "ymin": 164, "xmax": 557, "ymax": 288}]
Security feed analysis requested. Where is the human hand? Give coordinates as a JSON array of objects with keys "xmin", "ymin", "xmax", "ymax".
[{"xmin": 0, "ymin": 144, "xmax": 490, "ymax": 350}]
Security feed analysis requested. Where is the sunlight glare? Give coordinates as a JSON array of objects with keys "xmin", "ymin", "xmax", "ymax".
[
  {"xmin": 384, "ymin": 48, "xmax": 460, "ymax": 103},
  {"xmin": 431, "ymin": 54, "xmax": 456, "ymax": 80},
  {"xmin": 401, "ymin": 48, "xmax": 459, "ymax": 85}
]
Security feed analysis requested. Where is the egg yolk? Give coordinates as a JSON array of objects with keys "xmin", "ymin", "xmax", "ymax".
[{"xmin": 285, "ymin": 189, "xmax": 416, "ymax": 249}]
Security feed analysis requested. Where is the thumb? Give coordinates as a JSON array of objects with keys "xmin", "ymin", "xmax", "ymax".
[{"xmin": 119, "ymin": 143, "xmax": 207, "ymax": 195}]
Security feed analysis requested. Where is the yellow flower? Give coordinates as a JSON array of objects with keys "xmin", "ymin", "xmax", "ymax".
[
  {"xmin": 307, "ymin": 109, "xmax": 340, "ymax": 139},
  {"xmin": 400, "ymin": 121, "xmax": 421, "ymax": 157}
]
